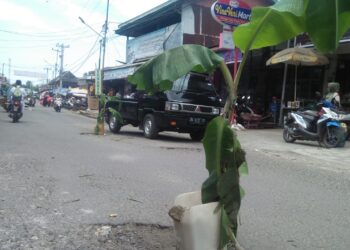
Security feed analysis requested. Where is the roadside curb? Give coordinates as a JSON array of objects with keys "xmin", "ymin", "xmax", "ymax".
[{"xmin": 79, "ymin": 110, "xmax": 98, "ymax": 119}]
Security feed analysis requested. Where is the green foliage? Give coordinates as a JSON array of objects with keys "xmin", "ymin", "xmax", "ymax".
[
  {"xmin": 128, "ymin": 44, "xmax": 245, "ymax": 249},
  {"xmin": 201, "ymin": 171, "xmax": 219, "ymax": 202},
  {"xmin": 220, "ymin": 206, "xmax": 235, "ymax": 249},
  {"xmin": 233, "ymin": 0, "xmax": 305, "ymax": 53},
  {"xmin": 108, "ymin": 107, "xmax": 123, "ymax": 124},
  {"xmin": 305, "ymin": 0, "xmax": 350, "ymax": 53},
  {"xmin": 94, "ymin": 94, "xmax": 122, "ymax": 135},
  {"xmin": 127, "ymin": 45, "xmax": 223, "ymax": 92},
  {"xmin": 234, "ymin": 0, "xmax": 350, "ymax": 54},
  {"xmin": 201, "ymin": 117, "xmax": 247, "ymax": 247}
]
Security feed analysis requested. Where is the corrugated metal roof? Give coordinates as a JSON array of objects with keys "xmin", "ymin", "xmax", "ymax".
[{"xmin": 115, "ymin": 0, "xmax": 182, "ymax": 37}]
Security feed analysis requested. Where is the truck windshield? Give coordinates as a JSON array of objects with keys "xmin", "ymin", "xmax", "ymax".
[{"xmin": 182, "ymin": 74, "xmax": 216, "ymax": 94}]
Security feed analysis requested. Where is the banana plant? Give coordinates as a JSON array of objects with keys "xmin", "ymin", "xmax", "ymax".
[
  {"xmin": 128, "ymin": 44, "xmax": 247, "ymax": 248},
  {"xmin": 94, "ymin": 94, "xmax": 122, "ymax": 135},
  {"xmin": 234, "ymin": 0, "xmax": 350, "ymax": 54}
]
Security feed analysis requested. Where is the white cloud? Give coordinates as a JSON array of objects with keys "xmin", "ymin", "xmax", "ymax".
[
  {"xmin": 0, "ymin": 0, "xmax": 53, "ymax": 31},
  {"xmin": 110, "ymin": 0, "xmax": 168, "ymax": 21},
  {"xmin": 0, "ymin": 0, "xmax": 168, "ymax": 82}
]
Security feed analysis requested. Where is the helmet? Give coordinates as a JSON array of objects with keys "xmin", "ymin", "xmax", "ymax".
[{"xmin": 15, "ymin": 80, "xmax": 22, "ymax": 86}]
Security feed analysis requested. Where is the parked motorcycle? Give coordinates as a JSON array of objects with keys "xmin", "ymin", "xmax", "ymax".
[
  {"xmin": 235, "ymin": 95, "xmax": 272, "ymax": 128},
  {"xmin": 283, "ymin": 104, "xmax": 347, "ymax": 148},
  {"xmin": 25, "ymin": 96, "xmax": 36, "ymax": 107},
  {"xmin": 53, "ymin": 97, "xmax": 62, "ymax": 112},
  {"xmin": 335, "ymin": 111, "xmax": 350, "ymax": 140},
  {"xmin": 8, "ymin": 96, "xmax": 23, "ymax": 123}
]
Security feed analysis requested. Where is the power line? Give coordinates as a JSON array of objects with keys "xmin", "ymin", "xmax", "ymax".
[
  {"xmin": 67, "ymin": 36, "xmax": 100, "ymax": 69},
  {"xmin": 69, "ymin": 42, "xmax": 100, "ymax": 74},
  {"xmin": 70, "ymin": 47, "xmax": 99, "ymax": 74},
  {"xmin": 0, "ymin": 34, "xmax": 95, "ymax": 43},
  {"xmin": 0, "ymin": 27, "xmax": 100, "ymax": 37}
]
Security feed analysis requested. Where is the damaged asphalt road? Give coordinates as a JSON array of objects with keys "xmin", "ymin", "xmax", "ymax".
[{"xmin": 1, "ymin": 106, "xmax": 350, "ymax": 249}]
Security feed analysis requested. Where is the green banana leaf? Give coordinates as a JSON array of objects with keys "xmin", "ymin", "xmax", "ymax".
[
  {"xmin": 201, "ymin": 171, "xmax": 219, "ymax": 203},
  {"xmin": 220, "ymin": 206, "xmax": 236, "ymax": 249},
  {"xmin": 128, "ymin": 44, "xmax": 245, "ymax": 249},
  {"xmin": 305, "ymin": 0, "xmax": 350, "ymax": 53},
  {"xmin": 202, "ymin": 116, "xmax": 247, "ymax": 247},
  {"xmin": 128, "ymin": 44, "xmax": 223, "ymax": 92},
  {"xmin": 234, "ymin": 0, "xmax": 350, "ymax": 54},
  {"xmin": 233, "ymin": 0, "xmax": 305, "ymax": 52},
  {"xmin": 218, "ymin": 167, "xmax": 241, "ymax": 237},
  {"xmin": 202, "ymin": 117, "xmax": 231, "ymax": 175}
]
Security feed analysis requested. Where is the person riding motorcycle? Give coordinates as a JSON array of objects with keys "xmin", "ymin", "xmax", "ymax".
[
  {"xmin": 10, "ymin": 80, "xmax": 25, "ymax": 111},
  {"xmin": 53, "ymin": 94, "xmax": 62, "ymax": 112},
  {"xmin": 325, "ymin": 82, "xmax": 341, "ymax": 110}
]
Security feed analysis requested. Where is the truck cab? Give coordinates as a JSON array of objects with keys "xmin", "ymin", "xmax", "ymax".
[{"xmin": 105, "ymin": 73, "xmax": 223, "ymax": 141}]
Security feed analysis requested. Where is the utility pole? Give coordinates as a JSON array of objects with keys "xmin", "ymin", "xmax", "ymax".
[
  {"xmin": 78, "ymin": 0, "xmax": 109, "ymax": 135},
  {"xmin": 52, "ymin": 47, "xmax": 60, "ymax": 79},
  {"xmin": 100, "ymin": 0, "xmax": 110, "ymax": 91},
  {"xmin": 96, "ymin": 0, "xmax": 110, "ymax": 135},
  {"xmin": 8, "ymin": 58, "xmax": 11, "ymax": 84},
  {"xmin": 56, "ymin": 43, "xmax": 69, "ymax": 89},
  {"xmin": 43, "ymin": 67, "xmax": 50, "ymax": 84},
  {"xmin": 2, "ymin": 63, "xmax": 4, "ymax": 77}
]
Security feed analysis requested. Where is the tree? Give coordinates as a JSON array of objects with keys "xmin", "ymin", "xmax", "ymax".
[{"xmin": 25, "ymin": 81, "xmax": 33, "ymax": 90}]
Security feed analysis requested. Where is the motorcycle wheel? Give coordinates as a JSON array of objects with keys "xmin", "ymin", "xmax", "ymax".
[
  {"xmin": 283, "ymin": 127, "xmax": 296, "ymax": 143},
  {"xmin": 322, "ymin": 127, "xmax": 342, "ymax": 148}
]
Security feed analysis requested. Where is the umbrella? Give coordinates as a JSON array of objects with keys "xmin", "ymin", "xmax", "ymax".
[
  {"xmin": 266, "ymin": 47, "xmax": 329, "ymax": 101},
  {"xmin": 266, "ymin": 47, "xmax": 329, "ymax": 66}
]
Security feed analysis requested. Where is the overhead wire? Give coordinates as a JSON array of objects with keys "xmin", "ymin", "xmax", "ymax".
[
  {"xmin": 0, "ymin": 25, "xmax": 101, "ymax": 37},
  {"xmin": 67, "ymin": 36, "xmax": 100, "ymax": 74},
  {"xmin": 0, "ymin": 34, "xmax": 94, "ymax": 42},
  {"xmin": 106, "ymin": 33, "xmax": 125, "ymax": 65},
  {"xmin": 68, "ymin": 36, "xmax": 100, "ymax": 69},
  {"xmin": 69, "ymin": 46, "xmax": 99, "ymax": 74}
]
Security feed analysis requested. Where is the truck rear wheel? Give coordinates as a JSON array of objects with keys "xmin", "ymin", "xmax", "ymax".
[
  {"xmin": 143, "ymin": 114, "xmax": 158, "ymax": 139},
  {"xmin": 109, "ymin": 116, "xmax": 121, "ymax": 133},
  {"xmin": 190, "ymin": 130, "xmax": 204, "ymax": 141}
]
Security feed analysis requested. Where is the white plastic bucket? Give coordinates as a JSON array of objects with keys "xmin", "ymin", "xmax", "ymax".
[{"xmin": 171, "ymin": 191, "xmax": 221, "ymax": 250}]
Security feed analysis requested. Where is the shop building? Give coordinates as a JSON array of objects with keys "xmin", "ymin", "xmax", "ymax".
[
  {"xmin": 104, "ymin": 0, "xmax": 350, "ymax": 114},
  {"xmin": 106, "ymin": 0, "xmax": 272, "ymax": 98}
]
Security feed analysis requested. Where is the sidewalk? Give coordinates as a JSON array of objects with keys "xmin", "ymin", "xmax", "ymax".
[
  {"xmin": 78, "ymin": 109, "xmax": 98, "ymax": 119},
  {"xmin": 237, "ymin": 128, "xmax": 350, "ymax": 173},
  {"xmin": 75, "ymin": 108, "xmax": 349, "ymax": 173}
]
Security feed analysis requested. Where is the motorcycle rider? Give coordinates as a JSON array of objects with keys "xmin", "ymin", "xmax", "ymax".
[
  {"xmin": 325, "ymin": 82, "xmax": 341, "ymax": 110},
  {"xmin": 54, "ymin": 93, "xmax": 62, "ymax": 111},
  {"xmin": 10, "ymin": 80, "xmax": 25, "ymax": 112}
]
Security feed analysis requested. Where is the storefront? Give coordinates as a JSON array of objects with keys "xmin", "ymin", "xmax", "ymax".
[{"xmin": 102, "ymin": 63, "xmax": 143, "ymax": 96}]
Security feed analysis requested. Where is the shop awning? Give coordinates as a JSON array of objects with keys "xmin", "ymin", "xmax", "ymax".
[{"xmin": 103, "ymin": 62, "xmax": 144, "ymax": 81}]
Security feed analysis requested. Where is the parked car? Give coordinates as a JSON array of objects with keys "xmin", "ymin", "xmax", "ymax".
[{"xmin": 105, "ymin": 73, "xmax": 223, "ymax": 141}]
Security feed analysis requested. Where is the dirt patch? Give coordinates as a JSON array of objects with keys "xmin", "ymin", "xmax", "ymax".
[{"xmin": 79, "ymin": 223, "xmax": 176, "ymax": 250}]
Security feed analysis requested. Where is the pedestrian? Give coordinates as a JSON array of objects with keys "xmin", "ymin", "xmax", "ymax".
[
  {"xmin": 269, "ymin": 96, "xmax": 279, "ymax": 124},
  {"xmin": 107, "ymin": 88, "xmax": 114, "ymax": 96}
]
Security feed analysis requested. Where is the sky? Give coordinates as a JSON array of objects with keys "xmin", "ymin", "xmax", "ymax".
[{"xmin": 0, "ymin": 0, "xmax": 168, "ymax": 85}]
